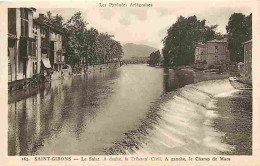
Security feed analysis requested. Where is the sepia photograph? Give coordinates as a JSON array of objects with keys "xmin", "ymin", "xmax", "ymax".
[{"xmin": 1, "ymin": 0, "xmax": 259, "ymax": 165}]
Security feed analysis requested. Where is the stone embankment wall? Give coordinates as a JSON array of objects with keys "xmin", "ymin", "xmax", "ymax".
[
  {"xmin": 8, "ymin": 63, "xmax": 121, "ymax": 92},
  {"xmin": 71, "ymin": 63, "xmax": 120, "ymax": 75}
]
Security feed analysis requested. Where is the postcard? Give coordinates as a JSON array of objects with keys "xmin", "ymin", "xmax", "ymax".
[{"xmin": 0, "ymin": 0, "xmax": 259, "ymax": 165}]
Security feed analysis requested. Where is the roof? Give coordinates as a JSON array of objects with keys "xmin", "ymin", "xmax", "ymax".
[
  {"xmin": 242, "ymin": 39, "xmax": 252, "ymax": 45},
  {"xmin": 207, "ymin": 39, "xmax": 228, "ymax": 43},
  {"xmin": 195, "ymin": 41, "xmax": 207, "ymax": 47},
  {"xmin": 196, "ymin": 43, "xmax": 207, "ymax": 47},
  {"xmin": 24, "ymin": 8, "xmax": 36, "ymax": 12}
]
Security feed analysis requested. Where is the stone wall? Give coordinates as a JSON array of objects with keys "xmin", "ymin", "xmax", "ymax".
[
  {"xmin": 8, "ymin": 63, "xmax": 120, "ymax": 93},
  {"xmin": 71, "ymin": 63, "xmax": 120, "ymax": 75}
]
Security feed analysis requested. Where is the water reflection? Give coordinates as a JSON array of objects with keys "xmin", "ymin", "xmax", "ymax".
[
  {"xmin": 9, "ymin": 65, "xmax": 246, "ymax": 156},
  {"xmin": 8, "ymin": 69, "xmax": 120, "ymax": 155},
  {"xmin": 163, "ymin": 69, "xmax": 195, "ymax": 92},
  {"xmin": 9, "ymin": 65, "xmax": 176, "ymax": 155}
]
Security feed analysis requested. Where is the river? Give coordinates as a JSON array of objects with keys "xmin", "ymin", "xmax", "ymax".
[{"xmin": 8, "ymin": 64, "xmax": 252, "ymax": 155}]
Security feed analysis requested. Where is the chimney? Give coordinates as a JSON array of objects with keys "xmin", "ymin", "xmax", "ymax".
[{"xmin": 39, "ymin": 14, "xmax": 44, "ymax": 22}]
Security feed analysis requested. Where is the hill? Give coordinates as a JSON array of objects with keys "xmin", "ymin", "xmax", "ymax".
[{"xmin": 122, "ymin": 43, "xmax": 157, "ymax": 59}]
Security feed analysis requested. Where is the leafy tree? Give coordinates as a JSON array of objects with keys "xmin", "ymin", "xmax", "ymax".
[
  {"xmin": 148, "ymin": 50, "xmax": 161, "ymax": 66},
  {"xmin": 226, "ymin": 13, "xmax": 252, "ymax": 62},
  {"xmin": 83, "ymin": 27, "xmax": 99, "ymax": 65},
  {"xmin": 64, "ymin": 12, "xmax": 88, "ymax": 66},
  {"xmin": 41, "ymin": 11, "xmax": 123, "ymax": 66},
  {"xmin": 110, "ymin": 40, "xmax": 123, "ymax": 61},
  {"xmin": 39, "ymin": 11, "xmax": 65, "ymax": 30},
  {"xmin": 95, "ymin": 32, "xmax": 123, "ymax": 64},
  {"xmin": 162, "ymin": 15, "xmax": 217, "ymax": 67}
]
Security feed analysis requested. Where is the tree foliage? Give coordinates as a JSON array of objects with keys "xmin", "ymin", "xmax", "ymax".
[
  {"xmin": 162, "ymin": 15, "xmax": 217, "ymax": 67},
  {"xmin": 148, "ymin": 50, "xmax": 161, "ymax": 66},
  {"xmin": 226, "ymin": 13, "xmax": 252, "ymax": 62},
  {"xmin": 39, "ymin": 11, "xmax": 65, "ymax": 30},
  {"xmin": 64, "ymin": 12, "xmax": 88, "ymax": 65},
  {"xmin": 41, "ymin": 11, "xmax": 123, "ymax": 66}
]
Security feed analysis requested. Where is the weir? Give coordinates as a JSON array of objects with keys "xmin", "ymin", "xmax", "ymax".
[{"xmin": 106, "ymin": 79, "xmax": 251, "ymax": 155}]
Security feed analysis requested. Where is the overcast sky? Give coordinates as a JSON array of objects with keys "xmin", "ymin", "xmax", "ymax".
[{"xmin": 35, "ymin": 1, "xmax": 252, "ymax": 49}]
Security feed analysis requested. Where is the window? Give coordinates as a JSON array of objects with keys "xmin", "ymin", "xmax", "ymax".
[
  {"xmin": 33, "ymin": 62, "xmax": 35, "ymax": 74},
  {"xmin": 21, "ymin": 19, "xmax": 29, "ymax": 36},
  {"xmin": 41, "ymin": 28, "xmax": 46, "ymax": 35},
  {"xmin": 20, "ymin": 8, "xmax": 29, "ymax": 36},
  {"xmin": 8, "ymin": 8, "xmax": 17, "ymax": 35},
  {"xmin": 28, "ymin": 40, "xmax": 36, "ymax": 57},
  {"xmin": 8, "ymin": 48, "xmax": 10, "ymax": 62},
  {"xmin": 20, "ymin": 8, "xmax": 28, "ymax": 20},
  {"xmin": 215, "ymin": 46, "xmax": 218, "ymax": 53},
  {"xmin": 34, "ymin": 62, "xmax": 37, "ymax": 74}
]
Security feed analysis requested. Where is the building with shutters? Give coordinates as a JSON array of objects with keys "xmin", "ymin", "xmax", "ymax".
[
  {"xmin": 242, "ymin": 40, "xmax": 252, "ymax": 83},
  {"xmin": 8, "ymin": 8, "xmax": 66, "ymax": 91},
  {"xmin": 194, "ymin": 39, "xmax": 230, "ymax": 69},
  {"xmin": 33, "ymin": 15, "xmax": 66, "ymax": 80},
  {"xmin": 8, "ymin": 8, "xmax": 37, "ymax": 83}
]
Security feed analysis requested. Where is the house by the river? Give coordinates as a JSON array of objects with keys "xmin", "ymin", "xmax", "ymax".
[
  {"xmin": 194, "ymin": 39, "xmax": 230, "ymax": 69},
  {"xmin": 8, "ymin": 8, "xmax": 66, "ymax": 91},
  {"xmin": 242, "ymin": 39, "xmax": 252, "ymax": 83}
]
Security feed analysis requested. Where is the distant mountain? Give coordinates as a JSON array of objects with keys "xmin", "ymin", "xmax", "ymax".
[{"xmin": 122, "ymin": 43, "xmax": 157, "ymax": 59}]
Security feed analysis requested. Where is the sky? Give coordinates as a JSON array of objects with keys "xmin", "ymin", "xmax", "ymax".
[{"xmin": 34, "ymin": 1, "xmax": 252, "ymax": 49}]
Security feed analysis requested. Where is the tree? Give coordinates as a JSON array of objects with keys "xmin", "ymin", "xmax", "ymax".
[
  {"xmin": 95, "ymin": 32, "xmax": 123, "ymax": 64},
  {"xmin": 148, "ymin": 50, "xmax": 161, "ymax": 66},
  {"xmin": 64, "ymin": 12, "xmax": 88, "ymax": 66},
  {"xmin": 41, "ymin": 11, "xmax": 123, "ymax": 66},
  {"xmin": 162, "ymin": 15, "xmax": 217, "ymax": 67},
  {"xmin": 110, "ymin": 40, "xmax": 123, "ymax": 61},
  {"xmin": 226, "ymin": 13, "xmax": 252, "ymax": 62},
  {"xmin": 83, "ymin": 27, "xmax": 99, "ymax": 65},
  {"xmin": 39, "ymin": 11, "xmax": 65, "ymax": 30}
]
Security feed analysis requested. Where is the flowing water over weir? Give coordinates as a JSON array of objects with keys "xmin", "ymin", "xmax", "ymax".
[
  {"xmin": 105, "ymin": 79, "xmax": 252, "ymax": 155},
  {"xmin": 8, "ymin": 64, "xmax": 252, "ymax": 155}
]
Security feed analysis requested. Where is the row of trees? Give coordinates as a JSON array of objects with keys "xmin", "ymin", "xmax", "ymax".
[
  {"xmin": 148, "ymin": 50, "xmax": 161, "ymax": 66},
  {"xmin": 162, "ymin": 13, "xmax": 252, "ymax": 67},
  {"xmin": 40, "ymin": 11, "xmax": 123, "ymax": 66}
]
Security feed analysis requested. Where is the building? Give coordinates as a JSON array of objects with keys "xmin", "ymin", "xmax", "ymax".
[
  {"xmin": 8, "ymin": 8, "xmax": 37, "ymax": 83},
  {"xmin": 34, "ymin": 15, "xmax": 66, "ymax": 79},
  {"xmin": 8, "ymin": 8, "xmax": 66, "ymax": 91},
  {"xmin": 48, "ymin": 25, "xmax": 66, "ymax": 77},
  {"xmin": 194, "ymin": 39, "xmax": 230, "ymax": 69},
  {"xmin": 33, "ymin": 18, "xmax": 52, "ymax": 81},
  {"xmin": 237, "ymin": 62, "xmax": 245, "ymax": 76},
  {"xmin": 206, "ymin": 39, "xmax": 230, "ymax": 67},
  {"xmin": 242, "ymin": 40, "xmax": 252, "ymax": 83},
  {"xmin": 195, "ymin": 42, "xmax": 207, "ymax": 64},
  {"xmin": 8, "ymin": 34, "xmax": 18, "ymax": 82}
]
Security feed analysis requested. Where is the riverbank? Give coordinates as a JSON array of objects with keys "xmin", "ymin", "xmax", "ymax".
[
  {"xmin": 8, "ymin": 64, "xmax": 251, "ymax": 156},
  {"xmin": 70, "ymin": 63, "xmax": 121, "ymax": 75},
  {"xmin": 8, "ymin": 62, "xmax": 121, "ymax": 102},
  {"xmin": 105, "ymin": 78, "xmax": 252, "ymax": 155}
]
